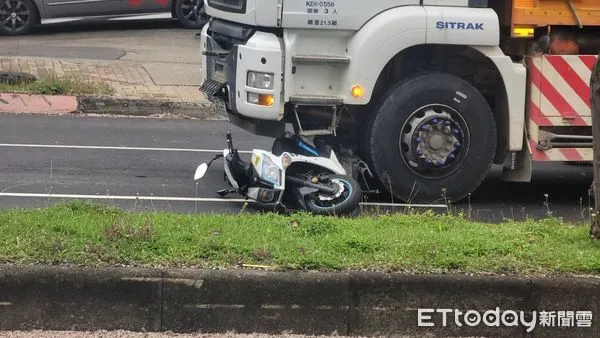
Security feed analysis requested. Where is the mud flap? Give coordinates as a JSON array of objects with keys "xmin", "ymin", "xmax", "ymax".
[{"xmin": 501, "ymin": 131, "xmax": 532, "ymax": 183}]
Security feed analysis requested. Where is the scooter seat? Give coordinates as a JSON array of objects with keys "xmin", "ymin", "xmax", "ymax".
[{"xmin": 272, "ymin": 133, "xmax": 332, "ymax": 158}]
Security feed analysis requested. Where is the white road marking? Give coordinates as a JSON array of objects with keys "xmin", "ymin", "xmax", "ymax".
[
  {"xmin": 0, "ymin": 192, "xmax": 248, "ymax": 203},
  {"xmin": 0, "ymin": 143, "xmax": 252, "ymax": 154},
  {"xmin": 361, "ymin": 202, "xmax": 447, "ymax": 209},
  {"xmin": 0, "ymin": 192, "xmax": 448, "ymax": 209}
]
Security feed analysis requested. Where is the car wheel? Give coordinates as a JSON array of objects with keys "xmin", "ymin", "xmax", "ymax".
[
  {"xmin": 175, "ymin": 0, "xmax": 208, "ymax": 29},
  {"xmin": 366, "ymin": 71, "xmax": 497, "ymax": 204},
  {"xmin": 0, "ymin": 0, "xmax": 37, "ymax": 36}
]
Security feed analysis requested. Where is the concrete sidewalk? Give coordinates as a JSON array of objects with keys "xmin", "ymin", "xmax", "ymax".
[
  {"xmin": 0, "ymin": 56, "xmax": 216, "ymax": 117},
  {"xmin": 0, "ymin": 56, "xmax": 205, "ymax": 102}
]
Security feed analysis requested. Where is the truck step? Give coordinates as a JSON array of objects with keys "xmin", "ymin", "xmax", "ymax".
[
  {"xmin": 290, "ymin": 95, "xmax": 344, "ymax": 105},
  {"xmin": 292, "ymin": 55, "xmax": 350, "ymax": 64}
]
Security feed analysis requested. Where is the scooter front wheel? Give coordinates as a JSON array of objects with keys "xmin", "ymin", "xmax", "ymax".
[{"xmin": 304, "ymin": 174, "xmax": 362, "ymax": 216}]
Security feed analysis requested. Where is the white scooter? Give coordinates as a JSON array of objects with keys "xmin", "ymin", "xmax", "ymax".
[{"xmin": 194, "ymin": 132, "xmax": 362, "ymax": 216}]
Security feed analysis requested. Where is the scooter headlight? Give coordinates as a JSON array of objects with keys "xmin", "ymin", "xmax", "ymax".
[{"xmin": 261, "ymin": 155, "xmax": 281, "ymax": 186}]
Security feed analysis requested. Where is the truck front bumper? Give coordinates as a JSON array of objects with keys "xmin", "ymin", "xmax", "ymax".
[{"xmin": 199, "ymin": 21, "xmax": 285, "ymax": 137}]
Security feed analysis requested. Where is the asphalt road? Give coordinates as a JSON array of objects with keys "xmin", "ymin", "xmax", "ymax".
[
  {"xmin": 1, "ymin": 21, "xmax": 196, "ymax": 61},
  {"xmin": 0, "ymin": 114, "xmax": 594, "ymax": 223},
  {"xmin": 1, "ymin": 21, "xmax": 203, "ymax": 86},
  {"xmin": 1, "ymin": 21, "xmax": 195, "ymax": 61}
]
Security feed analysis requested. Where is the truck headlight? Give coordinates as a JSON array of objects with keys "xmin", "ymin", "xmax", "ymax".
[
  {"xmin": 261, "ymin": 155, "xmax": 281, "ymax": 185},
  {"xmin": 247, "ymin": 71, "xmax": 274, "ymax": 90}
]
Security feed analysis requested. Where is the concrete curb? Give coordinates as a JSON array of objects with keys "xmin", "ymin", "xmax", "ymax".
[
  {"xmin": 76, "ymin": 96, "xmax": 221, "ymax": 120},
  {"xmin": 0, "ymin": 93, "xmax": 222, "ymax": 120},
  {"xmin": 0, "ymin": 265, "xmax": 598, "ymax": 337},
  {"xmin": 0, "ymin": 93, "xmax": 78, "ymax": 115}
]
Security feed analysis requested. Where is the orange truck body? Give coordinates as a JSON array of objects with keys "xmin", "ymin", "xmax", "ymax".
[
  {"xmin": 502, "ymin": 0, "xmax": 600, "ymax": 28},
  {"xmin": 492, "ymin": 0, "xmax": 600, "ymax": 162}
]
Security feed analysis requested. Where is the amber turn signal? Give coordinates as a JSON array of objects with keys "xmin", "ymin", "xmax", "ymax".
[
  {"xmin": 259, "ymin": 94, "xmax": 275, "ymax": 106},
  {"xmin": 351, "ymin": 85, "xmax": 363, "ymax": 98},
  {"xmin": 248, "ymin": 92, "xmax": 275, "ymax": 106}
]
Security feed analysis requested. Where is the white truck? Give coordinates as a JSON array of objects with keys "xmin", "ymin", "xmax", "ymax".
[{"xmin": 198, "ymin": 0, "xmax": 600, "ymax": 203}]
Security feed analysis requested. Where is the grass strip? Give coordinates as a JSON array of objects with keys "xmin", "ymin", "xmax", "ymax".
[
  {"xmin": 0, "ymin": 201, "xmax": 598, "ymax": 275},
  {"xmin": 0, "ymin": 78, "xmax": 113, "ymax": 96}
]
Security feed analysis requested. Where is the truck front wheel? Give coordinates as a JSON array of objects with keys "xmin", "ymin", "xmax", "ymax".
[{"xmin": 366, "ymin": 72, "xmax": 497, "ymax": 204}]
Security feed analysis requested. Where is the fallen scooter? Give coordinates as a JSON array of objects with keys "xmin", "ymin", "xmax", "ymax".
[{"xmin": 194, "ymin": 132, "xmax": 363, "ymax": 215}]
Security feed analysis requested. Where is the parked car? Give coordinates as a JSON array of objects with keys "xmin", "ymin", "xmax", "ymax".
[{"xmin": 0, "ymin": 0, "xmax": 208, "ymax": 35}]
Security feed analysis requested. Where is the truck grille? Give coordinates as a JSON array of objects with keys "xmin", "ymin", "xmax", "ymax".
[{"xmin": 207, "ymin": 0, "xmax": 246, "ymax": 13}]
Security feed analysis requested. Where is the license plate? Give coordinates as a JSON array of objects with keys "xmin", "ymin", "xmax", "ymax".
[{"xmin": 214, "ymin": 98, "xmax": 229, "ymax": 121}]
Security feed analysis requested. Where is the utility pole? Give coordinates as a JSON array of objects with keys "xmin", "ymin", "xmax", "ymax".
[{"xmin": 590, "ymin": 54, "xmax": 600, "ymax": 240}]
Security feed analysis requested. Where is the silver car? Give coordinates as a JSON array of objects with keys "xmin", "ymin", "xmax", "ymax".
[{"xmin": 0, "ymin": 0, "xmax": 208, "ymax": 35}]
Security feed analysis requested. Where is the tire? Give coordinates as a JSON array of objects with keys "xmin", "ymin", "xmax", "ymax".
[
  {"xmin": 304, "ymin": 174, "xmax": 362, "ymax": 216},
  {"xmin": 366, "ymin": 71, "xmax": 497, "ymax": 204},
  {"xmin": 174, "ymin": 0, "xmax": 209, "ymax": 29},
  {"xmin": 0, "ymin": 0, "xmax": 37, "ymax": 36}
]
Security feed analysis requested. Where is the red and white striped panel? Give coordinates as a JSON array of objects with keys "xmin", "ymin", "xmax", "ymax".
[
  {"xmin": 528, "ymin": 55, "xmax": 596, "ymax": 126},
  {"xmin": 527, "ymin": 55, "xmax": 597, "ymax": 162},
  {"xmin": 527, "ymin": 119, "xmax": 593, "ymax": 162}
]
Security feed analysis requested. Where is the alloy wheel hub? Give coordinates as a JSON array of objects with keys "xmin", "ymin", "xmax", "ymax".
[
  {"xmin": 414, "ymin": 117, "xmax": 462, "ymax": 167},
  {"xmin": 181, "ymin": 0, "xmax": 201, "ymax": 20},
  {"xmin": 399, "ymin": 104, "xmax": 470, "ymax": 178},
  {"xmin": 1, "ymin": 0, "xmax": 30, "ymax": 32}
]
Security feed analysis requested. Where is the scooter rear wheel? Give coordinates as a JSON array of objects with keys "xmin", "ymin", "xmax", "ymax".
[{"xmin": 304, "ymin": 174, "xmax": 362, "ymax": 216}]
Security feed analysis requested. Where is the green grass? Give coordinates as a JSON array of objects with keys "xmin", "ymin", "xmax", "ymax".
[
  {"xmin": 0, "ymin": 201, "xmax": 599, "ymax": 275},
  {"xmin": 0, "ymin": 78, "xmax": 114, "ymax": 96}
]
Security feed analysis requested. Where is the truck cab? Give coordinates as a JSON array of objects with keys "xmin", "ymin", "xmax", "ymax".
[{"xmin": 198, "ymin": 0, "xmax": 600, "ymax": 204}]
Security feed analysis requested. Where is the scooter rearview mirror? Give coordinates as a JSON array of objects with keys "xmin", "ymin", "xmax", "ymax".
[
  {"xmin": 194, "ymin": 163, "xmax": 209, "ymax": 180},
  {"xmin": 193, "ymin": 153, "xmax": 224, "ymax": 180}
]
